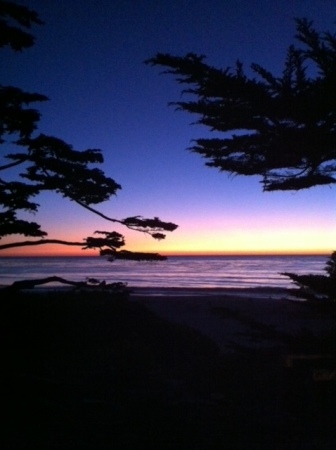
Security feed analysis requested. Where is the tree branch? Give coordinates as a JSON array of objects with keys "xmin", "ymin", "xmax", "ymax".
[
  {"xmin": 0, "ymin": 157, "xmax": 27, "ymax": 171},
  {"xmin": 1, "ymin": 276, "xmax": 129, "ymax": 292},
  {"xmin": 74, "ymin": 200, "xmax": 178, "ymax": 237},
  {"xmin": 74, "ymin": 199, "xmax": 121, "ymax": 225},
  {"xmin": 0, "ymin": 239, "xmax": 86, "ymax": 251}
]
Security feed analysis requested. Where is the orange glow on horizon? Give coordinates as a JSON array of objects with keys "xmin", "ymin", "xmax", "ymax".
[
  {"xmin": 161, "ymin": 249, "xmax": 331, "ymax": 257},
  {"xmin": 0, "ymin": 247, "xmax": 331, "ymax": 258},
  {"xmin": 0, "ymin": 222, "xmax": 334, "ymax": 258}
]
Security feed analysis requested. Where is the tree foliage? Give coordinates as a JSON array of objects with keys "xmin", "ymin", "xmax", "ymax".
[
  {"xmin": 147, "ymin": 19, "xmax": 336, "ymax": 192},
  {"xmin": 0, "ymin": 0, "xmax": 177, "ymax": 261},
  {"xmin": 325, "ymin": 251, "xmax": 336, "ymax": 279},
  {"xmin": 282, "ymin": 251, "xmax": 336, "ymax": 302},
  {"xmin": 148, "ymin": 19, "xmax": 336, "ymax": 299}
]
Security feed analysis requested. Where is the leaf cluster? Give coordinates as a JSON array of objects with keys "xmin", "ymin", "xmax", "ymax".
[{"xmin": 0, "ymin": 0, "xmax": 43, "ymax": 51}]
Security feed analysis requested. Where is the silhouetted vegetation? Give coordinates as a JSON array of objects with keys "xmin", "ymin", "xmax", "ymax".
[
  {"xmin": 1, "ymin": 275, "xmax": 130, "ymax": 292},
  {"xmin": 147, "ymin": 19, "xmax": 336, "ymax": 192},
  {"xmin": 283, "ymin": 251, "xmax": 336, "ymax": 303},
  {"xmin": 0, "ymin": 1, "xmax": 177, "ymax": 268},
  {"xmin": 326, "ymin": 251, "xmax": 336, "ymax": 279},
  {"xmin": 148, "ymin": 19, "xmax": 336, "ymax": 294}
]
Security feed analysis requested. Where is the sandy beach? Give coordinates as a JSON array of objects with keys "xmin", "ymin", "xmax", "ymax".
[{"xmin": 130, "ymin": 287, "xmax": 336, "ymax": 353}]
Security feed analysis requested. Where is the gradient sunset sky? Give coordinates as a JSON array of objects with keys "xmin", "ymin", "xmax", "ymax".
[{"xmin": 2, "ymin": 0, "xmax": 336, "ymax": 256}]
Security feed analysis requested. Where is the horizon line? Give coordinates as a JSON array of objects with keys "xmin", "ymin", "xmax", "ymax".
[{"xmin": 0, "ymin": 251, "xmax": 331, "ymax": 258}]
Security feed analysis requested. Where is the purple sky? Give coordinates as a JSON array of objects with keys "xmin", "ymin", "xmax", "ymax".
[{"xmin": 2, "ymin": 0, "xmax": 335, "ymax": 255}]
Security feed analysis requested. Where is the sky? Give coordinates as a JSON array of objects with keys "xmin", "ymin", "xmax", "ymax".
[{"xmin": 2, "ymin": 0, "xmax": 336, "ymax": 256}]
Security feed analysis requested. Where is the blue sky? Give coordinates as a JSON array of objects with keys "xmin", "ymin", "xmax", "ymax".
[{"xmin": 2, "ymin": 0, "xmax": 336, "ymax": 255}]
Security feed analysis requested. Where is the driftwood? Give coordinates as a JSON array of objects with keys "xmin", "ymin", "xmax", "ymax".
[{"xmin": 1, "ymin": 276, "xmax": 128, "ymax": 292}]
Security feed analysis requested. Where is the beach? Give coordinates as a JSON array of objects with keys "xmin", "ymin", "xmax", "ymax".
[
  {"xmin": 2, "ymin": 286, "xmax": 336, "ymax": 449},
  {"xmin": 130, "ymin": 287, "xmax": 336, "ymax": 353}
]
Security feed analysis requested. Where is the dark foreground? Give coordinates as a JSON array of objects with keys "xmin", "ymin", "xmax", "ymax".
[{"xmin": 1, "ymin": 290, "xmax": 336, "ymax": 449}]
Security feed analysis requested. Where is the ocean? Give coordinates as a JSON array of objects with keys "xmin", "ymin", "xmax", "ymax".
[{"xmin": 0, "ymin": 254, "xmax": 329, "ymax": 290}]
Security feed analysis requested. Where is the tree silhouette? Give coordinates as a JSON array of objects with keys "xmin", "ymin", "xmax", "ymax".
[
  {"xmin": 281, "ymin": 251, "xmax": 336, "ymax": 301},
  {"xmin": 325, "ymin": 251, "xmax": 336, "ymax": 279},
  {"xmin": 147, "ymin": 19, "xmax": 336, "ymax": 192},
  {"xmin": 0, "ymin": 1, "xmax": 177, "ymax": 265},
  {"xmin": 147, "ymin": 18, "xmax": 336, "ymax": 300}
]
